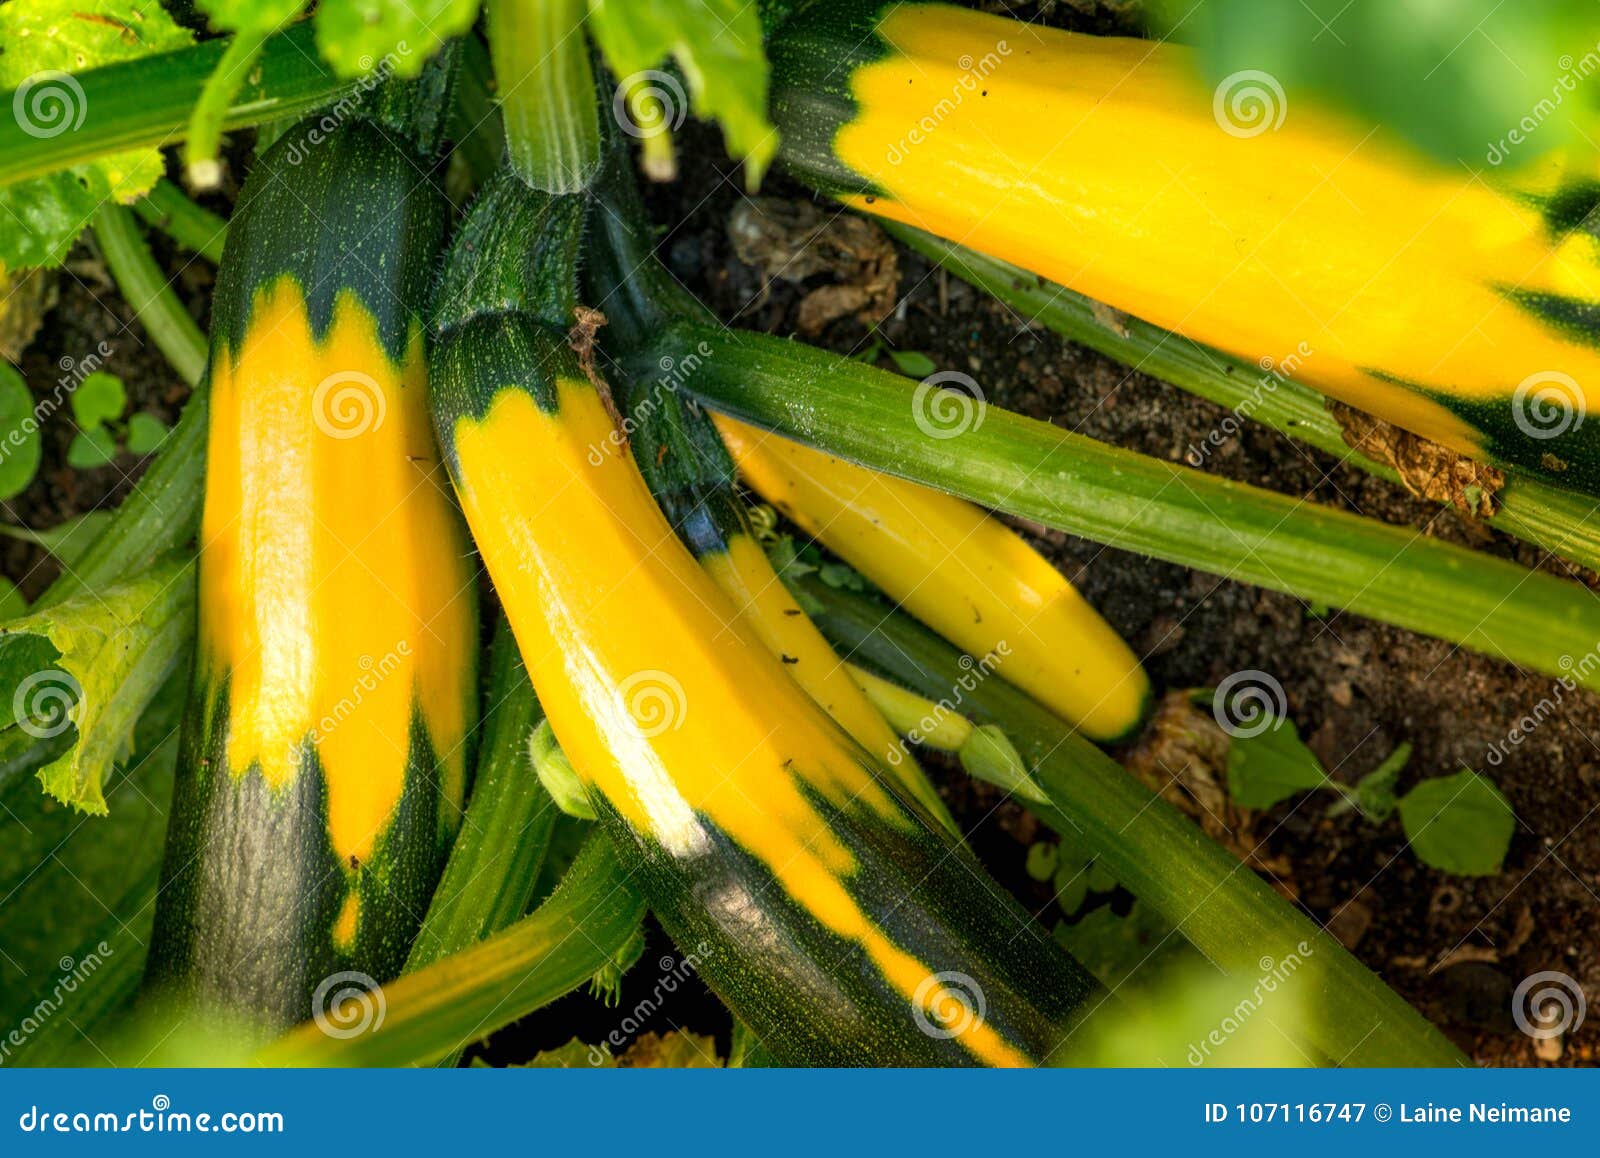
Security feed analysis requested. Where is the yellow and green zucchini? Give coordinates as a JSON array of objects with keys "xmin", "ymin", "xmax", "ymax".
[
  {"xmin": 149, "ymin": 77, "xmax": 477, "ymax": 1029},
  {"xmin": 769, "ymin": 0, "xmax": 1600, "ymax": 493},
  {"xmin": 586, "ymin": 179, "xmax": 956, "ymax": 830},
  {"xmin": 430, "ymin": 168, "xmax": 1098, "ymax": 1066},
  {"xmin": 626, "ymin": 403, "xmax": 959, "ymax": 830}
]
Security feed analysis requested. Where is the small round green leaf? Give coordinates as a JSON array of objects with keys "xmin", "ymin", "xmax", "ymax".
[
  {"xmin": 124, "ymin": 411, "xmax": 170, "ymax": 456},
  {"xmin": 0, "ymin": 361, "xmax": 42, "ymax": 499},
  {"xmin": 66, "ymin": 427, "xmax": 118, "ymax": 470},
  {"xmin": 70, "ymin": 371, "xmax": 126, "ymax": 430},
  {"xmin": 1398, "ymin": 769, "xmax": 1514, "ymax": 877}
]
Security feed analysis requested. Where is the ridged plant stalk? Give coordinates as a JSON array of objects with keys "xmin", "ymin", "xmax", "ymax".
[
  {"xmin": 0, "ymin": 24, "xmax": 345, "ymax": 188},
  {"xmin": 486, "ymin": 0, "xmax": 601, "ymax": 192},
  {"xmin": 134, "ymin": 179, "xmax": 229, "ymax": 265},
  {"xmin": 183, "ymin": 28, "xmax": 279, "ymax": 188},
  {"xmin": 618, "ymin": 325, "xmax": 1600, "ymax": 692},
  {"xmin": 406, "ymin": 618, "xmax": 556, "ymax": 972},
  {"xmin": 90, "ymin": 204, "xmax": 207, "ymax": 388},
  {"xmin": 892, "ymin": 224, "xmax": 1600, "ymax": 575}
]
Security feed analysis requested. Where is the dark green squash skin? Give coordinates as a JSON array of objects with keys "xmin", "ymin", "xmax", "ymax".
[
  {"xmin": 428, "ymin": 167, "xmax": 1101, "ymax": 1066},
  {"xmin": 764, "ymin": 0, "xmax": 892, "ymax": 199},
  {"xmin": 146, "ymin": 111, "xmax": 463, "ymax": 1032},
  {"xmin": 150, "ymin": 680, "xmax": 451, "ymax": 1025},
  {"xmin": 598, "ymin": 791, "xmax": 1098, "ymax": 1065}
]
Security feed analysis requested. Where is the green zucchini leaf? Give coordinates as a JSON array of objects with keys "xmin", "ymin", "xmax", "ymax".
[
  {"xmin": 0, "ymin": 0, "xmax": 194, "ymax": 271},
  {"xmin": 124, "ymin": 411, "xmax": 168, "ymax": 455},
  {"xmin": 508, "ymin": 1030, "xmax": 722, "ymax": 1068},
  {"xmin": 314, "ymin": 0, "xmax": 480, "ymax": 79},
  {"xmin": 887, "ymin": 350, "xmax": 937, "ymax": 377},
  {"xmin": 1052, "ymin": 857, "xmax": 1088, "ymax": 917},
  {"xmin": 511, "ymin": 1037, "xmax": 614, "ymax": 1068},
  {"xmin": 0, "ymin": 578, "xmax": 25, "ymax": 619},
  {"xmin": 0, "ymin": 632, "xmax": 64, "ymax": 729},
  {"xmin": 0, "ymin": 747, "xmax": 174, "ymax": 1057},
  {"xmin": 1398, "ymin": 769, "xmax": 1515, "ymax": 877},
  {"xmin": 196, "ymin": 0, "xmax": 306, "ymax": 34},
  {"xmin": 586, "ymin": 0, "xmax": 777, "ymax": 185},
  {"xmin": 0, "ymin": 553, "xmax": 194, "ymax": 813},
  {"xmin": 1074, "ymin": 958, "xmax": 1313, "ymax": 1067},
  {"xmin": 0, "ymin": 360, "xmax": 42, "ymax": 499},
  {"xmin": 1024, "ymin": 840, "xmax": 1057, "ymax": 881},
  {"xmin": 66, "ymin": 426, "xmax": 117, "ymax": 469},
  {"xmin": 1053, "ymin": 900, "xmax": 1184, "ymax": 994}
]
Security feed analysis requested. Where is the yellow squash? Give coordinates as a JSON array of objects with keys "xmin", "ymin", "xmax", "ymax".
[
  {"xmin": 770, "ymin": 0, "xmax": 1600, "ymax": 492},
  {"xmin": 716, "ymin": 414, "xmax": 1150, "ymax": 741}
]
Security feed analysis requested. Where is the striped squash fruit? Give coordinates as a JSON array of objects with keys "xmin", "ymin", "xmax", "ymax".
[
  {"xmin": 585, "ymin": 180, "xmax": 957, "ymax": 830},
  {"xmin": 148, "ymin": 92, "xmax": 477, "ymax": 1029},
  {"xmin": 430, "ymin": 169, "xmax": 1099, "ymax": 1066},
  {"xmin": 769, "ymin": 0, "xmax": 1600, "ymax": 494}
]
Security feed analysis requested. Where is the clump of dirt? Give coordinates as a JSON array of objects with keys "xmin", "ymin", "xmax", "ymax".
[{"xmin": 727, "ymin": 197, "xmax": 898, "ymax": 335}]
